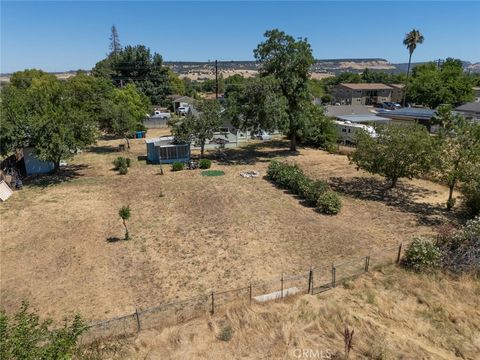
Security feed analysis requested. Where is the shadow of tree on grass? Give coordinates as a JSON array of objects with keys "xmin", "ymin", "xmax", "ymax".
[
  {"xmin": 25, "ymin": 164, "xmax": 88, "ymax": 188},
  {"xmin": 328, "ymin": 176, "xmax": 459, "ymax": 226}
]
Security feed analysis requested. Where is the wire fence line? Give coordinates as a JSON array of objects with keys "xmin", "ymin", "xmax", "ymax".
[{"xmin": 80, "ymin": 242, "xmax": 407, "ymax": 343}]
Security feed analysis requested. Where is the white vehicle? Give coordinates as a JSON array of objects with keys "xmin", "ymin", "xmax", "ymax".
[
  {"xmin": 153, "ymin": 110, "xmax": 171, "ymax": 120},
  {"xmin": 334, "ymin": 121, "xmax": 376, "ymax": 144},
  {"xmin": 177, "ymin": 106, "xmax": 190, "ymax": 115},
  {"xmin": 257, "ymin": 131, "xmax": 271, "ymax": 140}
]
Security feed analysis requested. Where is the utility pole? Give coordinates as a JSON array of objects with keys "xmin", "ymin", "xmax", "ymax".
[{"xmin": 215, "ymin": 59, "xmax": 218, "ymax": 100}]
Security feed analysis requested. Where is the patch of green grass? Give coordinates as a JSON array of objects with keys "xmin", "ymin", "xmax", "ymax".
[{"xmin": 201, "ymin": 170, "xmax": 225, "ymax": 177}]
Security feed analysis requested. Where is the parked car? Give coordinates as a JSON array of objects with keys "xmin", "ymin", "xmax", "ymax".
[
  {"xmin": 177, "ymin": 106, "xmax": 189, "ymax": 115},
  {"xmin": 256, "ymin": 131, "xmax": 271, "ymax": 140}
]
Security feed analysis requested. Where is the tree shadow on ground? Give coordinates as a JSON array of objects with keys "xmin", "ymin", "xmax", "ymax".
[
  {"xmin": 106, "ymin": 236, "xmax": 123, "ymax": 243},
  {"xmin": 205, "ymin": 140, "xmax": 299, "ymax": 165},
  {"xmin": 87, "ymin": 145, "xmax": 120, "ymax": 154},
  {"xmin": 25, "ymin": 164, "xmax": 88, "ymax": 188},
  {"xmin": 329, "ymin": 176, "xmax": 460, "ymax": 226}
]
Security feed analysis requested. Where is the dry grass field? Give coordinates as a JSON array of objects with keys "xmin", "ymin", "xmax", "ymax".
[
  {"xmin": 0, "ymin": 129, "xmax": 460, "ymax": 324},
  {"xmin": 80, "ymin": 266, "xmax": 480, "ymax": 359}
]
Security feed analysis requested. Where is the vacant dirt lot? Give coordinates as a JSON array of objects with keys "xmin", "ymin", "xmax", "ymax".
[{"xmin": 0, "ymin": 130, "xmax": 459, "ymax": 322}]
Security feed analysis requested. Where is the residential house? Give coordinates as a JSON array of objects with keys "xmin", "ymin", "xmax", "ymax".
[
  {"xmin": 332, "ymin": 83, "xmax": 393, "ymax": 105},
  {"xmin": 167, "ymin": 95, "xmax": 196, "ymax": 113},
  {"xmin": 455, "ymin": 102, "xmax": 480, "ymax": 123},
  {"xmin": 389, "ymin": 84, "xmax": 405, "ymax": 103}
]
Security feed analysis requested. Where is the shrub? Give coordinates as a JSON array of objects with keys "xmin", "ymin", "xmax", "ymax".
[
  {"xmin": 172, "ymin": 162, "xmax": 184, "ymax": 171},
  {"xmin": 199, "ymin": 159, "xmax": 212, "ymax": 169},
  {"xmin": 0, "ymin": 301, "xmax": 85, "ymax": 359},
  {"xmin": 403, "ymin": 238, "xmax": 441, "ymax": 272},
  {"xmin": 317, "ymin": 191, "xmax": 342, "ymax": 215},
  {"xmin": 301, "ymin": 180, "xmax": 330, "ymax": 205},
  {"xmin": 113, "ymin": 157, "xmax": 130, "ymax": 170},
  {"xmin": 266, "ymin": 160, "xmax": 283, "ymax": 181},
  {"xmin": 118, "ymin": 165, "xmax": 128, "ymax": 175},
  {"xmin": 276, "ymin": 164, "xmax": 306, "ymax": 194},
  {"xmin": 217, "ymin": 325, "xmax": 233, "ymax": 341}
]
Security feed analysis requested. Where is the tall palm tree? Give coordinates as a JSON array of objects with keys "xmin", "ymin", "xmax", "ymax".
[{"xmin": 402, "ymin": 29, "xmax": 424, "ymax": 106}]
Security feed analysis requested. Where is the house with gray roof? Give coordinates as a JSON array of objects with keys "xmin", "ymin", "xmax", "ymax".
[{"xmin": 333, "ymin": 83, "xmax": 393, "ymax": 105}]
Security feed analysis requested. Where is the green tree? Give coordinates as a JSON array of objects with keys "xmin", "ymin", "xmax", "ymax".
[
  {"xmin": 297, "ymin": 103, "xmax": 337, "ymax": 150},
  {"xmin": 168, "ymin": 69, "xmax": 186, "ymax": 95},
  {"xmin": 230, "ymin": 75, "xmax": 288, "ymax": 134},
  {"xmin": 0, "ymin": 301, "xmax": 84, "ymax": 360},
  {"xmin": 254, "ymin": 29, "xmax": 315, "ymax": 151},
  {"xmin": 0, "ymin": 70, "xmax": 98, "ymax": 169},
  {"xmin": 119, "ymin": 205, "xmax": 131, "ymax": 240},
  {"xmin": 92, "ymin": 45, "xmax": 171, "ymax": 105},
  {"xmin": 408, "ymin": 59, "xmax": 474, "ymax": 108},
  {"xmin": 99, "ymin": 84, "xmax": 150, "ymax": 148},
  {"xmin": 402, "ymin": 29, "xmax": 424, "ymax": 106},
  {"xmin": 172, "ymin": 99, "xmax": 222, "ymax": 157},
  {"xmin": 109, "ymin": 24, "xmax": 122, "ymax": 55},
  {"xmin": 432, "ymin": 105, "xmax": 480, "ymax": 210},
  {"xmin": 349, "ymin": 124, "xmax": 434, "ymax": 188}
]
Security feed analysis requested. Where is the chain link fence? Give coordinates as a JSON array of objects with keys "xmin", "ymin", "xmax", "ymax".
[{"xmin": 81, "ymin": 242, "xmax": 407, "ymax": 343}]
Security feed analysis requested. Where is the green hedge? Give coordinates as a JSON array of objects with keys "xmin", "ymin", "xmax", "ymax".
[
  {"xmin": 403, "ymin": 238, "xmax": 442, "ymax": 272},
  {"xmin": 267, "ymin": 160, "xmax": 341, "ymax": 215}
]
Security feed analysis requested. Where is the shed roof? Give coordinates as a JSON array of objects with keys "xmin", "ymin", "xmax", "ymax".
[
  {"xmin": 378, "ymin": 107, "xmax": 436, "ymax": 120},
  {"xmin": 389, "ymin": 83, "xmax": 405, "ymax": 89},
  {"xmin": 339, "ymin": 83, "xmax": 393, "ymax": 90}
]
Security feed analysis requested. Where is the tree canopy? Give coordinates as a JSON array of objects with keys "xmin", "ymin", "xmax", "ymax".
[
  {"xmin": 408, "ymin": 58, "xmax": 474, "ymax": 108},
  {"xmin": 349, "ymin": 124, "xmax": 434, "ymax": 188},
  {"xmin": 254, "ymin": 29, "xmax": 315, "ymax": 151},
  {"xmin": 92, "ymin": 45, "xmax": 178, "ymax": 106}
]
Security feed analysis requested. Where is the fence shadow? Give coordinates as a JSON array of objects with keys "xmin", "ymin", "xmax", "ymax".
[
  {"xmin": 87, "ymin": 145, "xmax": 120, "ymax": 154},
  {"xmin": 329, "ymin": 176, "xmax": 454, "ymax": 225},
  {"xmin": 206, "ymin": 140, "xmax": 299, "ymax": 166},
  {"xmin": 25, "ymin": 164, "xmax": 88, "ymax": 188}
]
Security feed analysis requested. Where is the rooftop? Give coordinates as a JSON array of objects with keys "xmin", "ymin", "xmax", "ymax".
[
  {"xmin": 378, "ymin": 107, "xmax": 436, "ymax": 120},
  {"xmin": 389, "ymin": 83, "xmax": 405, "ymax": 89},
  {"xmin": 339, "ymin": 83, "xmax": 393, "ymax": 90},
  {"xmin": 336, "ymin": 114, "xmax": 391, "ymax": 123},
  {"xmin": 456, "ymin": 101, "xmax": 480, "ymax": 113},
  {"xmin": 324, "ymin": 104, "xmax": 377, "ymax": 117}
]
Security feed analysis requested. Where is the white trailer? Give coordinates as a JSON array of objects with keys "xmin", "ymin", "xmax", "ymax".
[{"xmin": 334, "ymin": 121, "xmax": 376, "ymax": 144}]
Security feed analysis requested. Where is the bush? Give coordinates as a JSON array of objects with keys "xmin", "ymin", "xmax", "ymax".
[
  {"xmin": 118, "ymin": 165, "xmax": 128, "ymax": 175},
  {"xmin": 172, "ymin": 162, "xmax": 184, "ymax": 171},
  {"xmin": 113, "ymin": 157, "xmax": 130, "ymax": 170},
  {"xmin": 268, "ymin": 160, "xmax": 342, "ymax": 214},
  {"xmin": 462, "ymin": 182, "xmax": 480, "ymax": 217},
  {"xmin": 317, "ymin": 191, "xmax": 342, "ymax": 215},
  {"xmin": 0, "ymin": 301, "xmax": 85, "ymax": 360},
  {"xmin": 199, "ymin": 159, "xmax": 212, "ymax": 169},
  {"xmin": 217, "ymin": 325, "xmax": 233, "ymax": 341},
  {"xmin": 301, "ymin": 180, "xmax": 330, "ymax": 205},
  {"xmin": 403, "ymin": 238, "xmax": 442, "ymax": 272}
]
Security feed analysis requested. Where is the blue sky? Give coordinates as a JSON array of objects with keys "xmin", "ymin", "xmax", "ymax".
[{"xmin": 1, "ymin": 1, "xmax": 479, "ymax": 73}]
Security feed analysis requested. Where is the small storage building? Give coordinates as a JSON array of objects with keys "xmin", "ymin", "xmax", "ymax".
[{"xmin": 145, "ymin": 137, "xmax": 190, "ymax": 164}]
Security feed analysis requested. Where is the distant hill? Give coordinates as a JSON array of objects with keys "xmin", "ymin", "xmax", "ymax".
[{"xmin": 1, "ymin": 58, "xmax": 479, "ymax": 83}]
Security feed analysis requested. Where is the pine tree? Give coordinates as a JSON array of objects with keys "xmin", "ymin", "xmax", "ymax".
[{"xmin": 109, "ymin": 25, "xmax": 122, "ymax": 55}]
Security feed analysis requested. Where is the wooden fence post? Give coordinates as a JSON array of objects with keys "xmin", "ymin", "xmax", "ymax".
[
  {"xmin": 135, "ymin": 308, "xmax": 141, "ymax": 332},
  {"xmin": 210, "ymin": 291, "xmax": 215, "ymax": 314},
  {"xmin": 365, "ymin": 256, "xmax": 370, "ymax": 272},
  {"xmin": 331, "ymin": 264, "xmax": 336, "ymax": 288},
  {"xmin": 396, "ymin": 243, "xmax": 403, "ymax": 264},
  {"xmin": 307, "ymin": 267, "xmax": 313, "ymax": 294},
  {"xmin": 280, "ymin": 274, "xmax": 284, "ymax": 300},
  {"xmin": 249, "ymin": 282, "xmax": 252, "ymax": 305}
]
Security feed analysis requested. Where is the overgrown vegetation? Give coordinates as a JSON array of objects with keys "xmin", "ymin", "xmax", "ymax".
[
  {"xmin": 403, "ymin": 217, "xmax": 480, "ymax": 275},
  {"xmin": 0, "ymin": 301, "xmax": 85, "ymax": 360},
  {"xmin": 267, "ymin": 160, "xmax": 341, "ymax": 215}
]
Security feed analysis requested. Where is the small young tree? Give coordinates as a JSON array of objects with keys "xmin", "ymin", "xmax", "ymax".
[
  {"xmin": 118, "ymin": 205, "xmax": 131, "ymax": 240},
  {"xmin": 432, "ymin": 105, "xmax": 480, "ymax": 210},
  {"xmin": 349, "ymin": 124, "xmax": 434, "ymax": 188}
]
